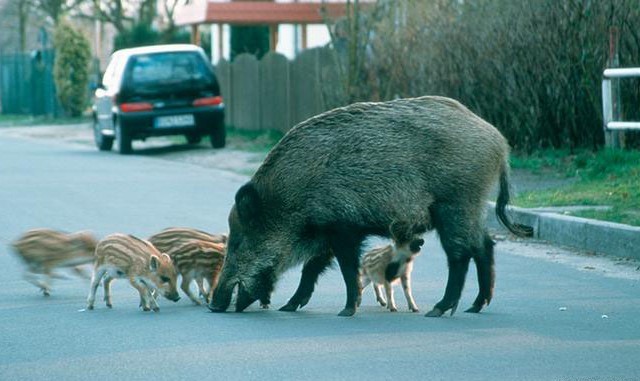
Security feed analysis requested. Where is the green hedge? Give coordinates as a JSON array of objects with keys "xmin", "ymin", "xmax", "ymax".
[{"xmin": 53, "ymin": 21, "xmax": 91, "ymax": 117}]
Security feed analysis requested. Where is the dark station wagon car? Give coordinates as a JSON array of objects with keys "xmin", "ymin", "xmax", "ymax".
[{"xmin": 92, "ymin": 44, "xmax": 225, "ymax": 154}]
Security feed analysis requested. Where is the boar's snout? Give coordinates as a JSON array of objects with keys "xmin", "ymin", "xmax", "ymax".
[
  {"xmin": 209, "ymin": 278, "xmax": 236, "ymax": 313},
  {"xmin": 235, "ymin": 283, "xmax": 258, "ymax": 312}
]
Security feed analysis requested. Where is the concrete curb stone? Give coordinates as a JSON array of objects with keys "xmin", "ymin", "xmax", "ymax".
[{"xmin": 487, "ymin": 202, "xmax": 640, "ymax": 260}]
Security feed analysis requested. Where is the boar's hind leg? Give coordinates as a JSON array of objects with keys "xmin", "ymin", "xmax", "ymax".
[
  {"xmin": 280, "ymin": 251, "xmax": 333, "ymax": 312},
  {"xmin": 330, "ymin": 232, "xmax": 364, "ymax": 317},
  {"xmin": 426, "ymin": 205, "xmax": 478, "ymax": 318},
  {"xmin": 425, "ymin": 255, "xmax": 471, "ymax": 317},
  {"xmin": 465, "ymin": 233, "xmax": 496, "ymax": 313}
]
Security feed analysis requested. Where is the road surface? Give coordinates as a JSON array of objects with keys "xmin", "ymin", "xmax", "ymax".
[{"xmin": 0, "ymin": 133, "xmax": 638, "ymax": 381}]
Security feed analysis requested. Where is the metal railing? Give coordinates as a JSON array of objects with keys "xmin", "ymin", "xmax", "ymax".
[
  {"xmin": 602, "ymin": 67, "xmax": 640, "ymax": 130},
  {"xmin": 601, "ymin": 67, "xmax": 640, "ymax": 147}
]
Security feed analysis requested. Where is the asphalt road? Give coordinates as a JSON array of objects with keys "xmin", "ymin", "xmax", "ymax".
[{"xmin": 0, "ymin": 134, "xmax": 639, "ymax": 381}]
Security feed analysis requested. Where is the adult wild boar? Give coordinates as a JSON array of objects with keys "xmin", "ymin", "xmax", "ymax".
[{"xmin": 209, "ymin": 96, "xmax": 532, "ymax": 317}]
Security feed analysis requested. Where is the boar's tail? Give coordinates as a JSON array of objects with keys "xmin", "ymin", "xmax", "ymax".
[{"xmin": 495, "ymin": 166, "xmax": 534, "ymax": 238}]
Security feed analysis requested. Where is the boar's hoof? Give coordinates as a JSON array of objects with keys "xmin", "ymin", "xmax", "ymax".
[
  {"xmin": 409, "ymin": 307, "xmax": 420, "ymax": 313},
  {"xmin": 152, "ymin": 307, "xmax": 160, "ymax": 312},
  {"xmin": 260, "ymin": 303, "xmax": 270, "ymax": 309},
  {"xmin": 142, "ymin": 306, "xmax": 151, "ymax": 312},
  {"xmin": 278, "ymin": 302, "xmax": 299, "ymax": 312},
  {"xmin": 464, "ymin": 304, "xmax": 483, "ymax": 313},
  {"xmin": 208, "ymin": 305, "xmax": 227, "ymax": 313},
  {"xmin": 87, "ymin": 305, "xmax": 94, "ymax": 310},
  {"xmin": 106, "ymin": 303, "xmax": 113, "ymax": 308},
  {"xmin": 425, "ymin": 307, "xmax": 444, "ymax": 317},
  {"xmin": 338, "ymin": 307, "xmax": 356, "ymax": 317},
  {"xmin": 42, "ymin": 289, "xmax": 50, "ymax": 297}
]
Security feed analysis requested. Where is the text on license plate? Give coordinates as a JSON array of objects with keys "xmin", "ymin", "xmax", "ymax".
[{"xmin": 155, "ymin": 114, "xmax": 195, "ymax": 128}]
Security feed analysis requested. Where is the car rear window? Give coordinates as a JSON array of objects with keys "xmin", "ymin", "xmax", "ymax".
[{"xmin": 126, "ymin": 52, "xmax": 215, "ymax": 88}]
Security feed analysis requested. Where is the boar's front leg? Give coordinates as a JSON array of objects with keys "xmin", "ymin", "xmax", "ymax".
[
  {"xmin": 426, "ymin": 205, "xmax": 477, "ymax": 317},
  {"xmin": 280, "ymin": 251, "xmax": 333, "ymax": 312}
]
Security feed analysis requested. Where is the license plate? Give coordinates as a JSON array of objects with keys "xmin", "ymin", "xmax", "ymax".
[{"xmin": 154, "ymin": 114, "xmax": 194, "ymax": 128}]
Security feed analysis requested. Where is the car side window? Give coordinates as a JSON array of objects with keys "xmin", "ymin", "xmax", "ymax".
[{"xmin": 102, "ymin": 53, "xmax": 128, "ymax": 90}]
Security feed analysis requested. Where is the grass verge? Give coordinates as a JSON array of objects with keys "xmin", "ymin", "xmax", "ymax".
[
  {"xmin": 225, "ymin": 127, "xmax": 284, "ymax": 153},
  {"xmin": 0, "ymin": 114, "xmax": 90, "ymax": 127},
  {"xmin": 511, "ymin": 149, "xmax": 640, "ymax": 226}
]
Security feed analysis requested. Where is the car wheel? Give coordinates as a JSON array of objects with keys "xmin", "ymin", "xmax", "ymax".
[
  {"xmin": 93, "ymin": 117, "xmax": 113, "ymax": 151},
  {"xmin": 186, "ymin": 134, "xmax": 202, "ymax": 145},
  {"xmin": 210, "ymin": 125, "xmax": 226, "ymax": 149},
  {"xmin": 115, "ymin": 119, "xmax": 132, "ymax": 155}
]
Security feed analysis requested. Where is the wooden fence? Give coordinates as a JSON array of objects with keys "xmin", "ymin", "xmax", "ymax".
[
  {"xmin": 216, "ymin": 47, "xmax": 345, "ymax": 132},
  {"xmin": 0, "ymin": 50, "xmax": 61, "ymax": 116}
]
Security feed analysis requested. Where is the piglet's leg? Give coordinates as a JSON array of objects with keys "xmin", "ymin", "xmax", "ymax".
[
  {"xmin": 182, "ymin": 276, "xmax": 201, "ymax": 305},
  {"xmin": 401, "ymin": 273, "xmax": 419, "ymax": 312},
  {"xmin": 384, "ymin": 282, "xmax": 397, "ymax": 312},
  {"xmin": 103, "ymin": 276, "xmax": 114, "ymax": 308},
  {"xmin": 373, "ymin": 284, "xmax": 387, "ymax": 307},
  {"xmin": 358, "ymin": 276, "xmax": 371, "ymax": 307},
  {"xmin": 86, "ymin": 268, "xmax": 105, "ymax": 310},
  {"xmin": 196, "ymin": 278, "xmax": 208, "ymax": 302},
  {"xmin": 130, "ymin": 278, "xmax": 151, "ymax": 311},
  {"xmin": 24, "ymin": 271, "xmax": 50, "ymax": 296}
]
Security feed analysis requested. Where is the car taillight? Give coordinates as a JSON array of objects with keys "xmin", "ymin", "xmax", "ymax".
[
  {"xmin": 193, "ymin": 96, "xmax": 223, "ymax": 107},
  {"xmin": 120, "ymin": 102, "xmax": 153, "ymax": 113}
]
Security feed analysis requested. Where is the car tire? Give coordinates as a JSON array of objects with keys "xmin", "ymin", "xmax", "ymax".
[
  {"xmin": 93, "ymin": 117, "xmax": 113, "ymax": 151},
  {"xmin": 115, "ymin": 119, "xmax": 132, "ymax": 155},
  {"xmin": 186, "ymin": 133, "xmax": 202, "ymax": 145},
  {"xmin": 210, "ymin": 125, "xmax": 226, "ymax": 149}
]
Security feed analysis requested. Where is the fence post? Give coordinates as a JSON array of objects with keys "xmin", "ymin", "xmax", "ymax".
[
  {"xmin": 602, "ymin": 79, "xmax": 616, "ymax": 149},
  {"xmin": 259, "ymin": 52, "xmax": 290, "ymax": 132},
  {"xmin": 231, "ymin": 54, "xmax": 260, "ymax": 130},
  {"xmin": 216, "ymin": 59, "xmax": 232, "ymax": 127}
]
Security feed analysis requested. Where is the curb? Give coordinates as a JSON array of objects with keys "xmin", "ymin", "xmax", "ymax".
[{"xmin": 487, "ymin": 202, "xmax": 640, "ymax": 260}]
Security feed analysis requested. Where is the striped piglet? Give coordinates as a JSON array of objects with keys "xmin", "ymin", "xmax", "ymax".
[
  {"xmin": 148, "ymin": 227, "xmax": 227, "ymax": 253},
  {"xmin": 87, "ymin": 233, "xmax": 180, "ymax": 312},
  {"xmin": 149, "ymin": 227, "xmax": 227, "ymax": 305},
  {"xmin": 360, "ymin": 222, "xmax": 427, "ymax": 312},
  {"xmin": 167, "ymin": 240, "xmax": 226, "ymax": 305},
  {"xmin": 11, "ymin": 228, "xmax": 97, "ymax": 296}
]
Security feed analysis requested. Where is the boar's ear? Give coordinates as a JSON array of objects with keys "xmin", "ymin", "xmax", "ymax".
[
  {"xmin": 235, "ymin": 183, "xmax": 262, "ymax": 226},
  {"xmin": 161, "ymin": 253, "xmax": 172, "ymax": 264},
  {"xmin": 389, "ymin": 220, "xmax": 411, "ymax": 244},
  {"xmin": 149, "ymin": 255, "xmax": 160, "ymax": 272},
  {"xmin": 413, "ymin": 223, "xmax": 428, "ymax": 235}
]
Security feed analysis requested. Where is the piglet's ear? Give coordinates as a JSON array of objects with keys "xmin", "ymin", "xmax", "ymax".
[
  {"xmin": 235, "ymin": 183, "xmax": 262, "ymax": 225},
  {"xmin": 149, "ymin": 255, "xmax": 160, "ymax": 272}
]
